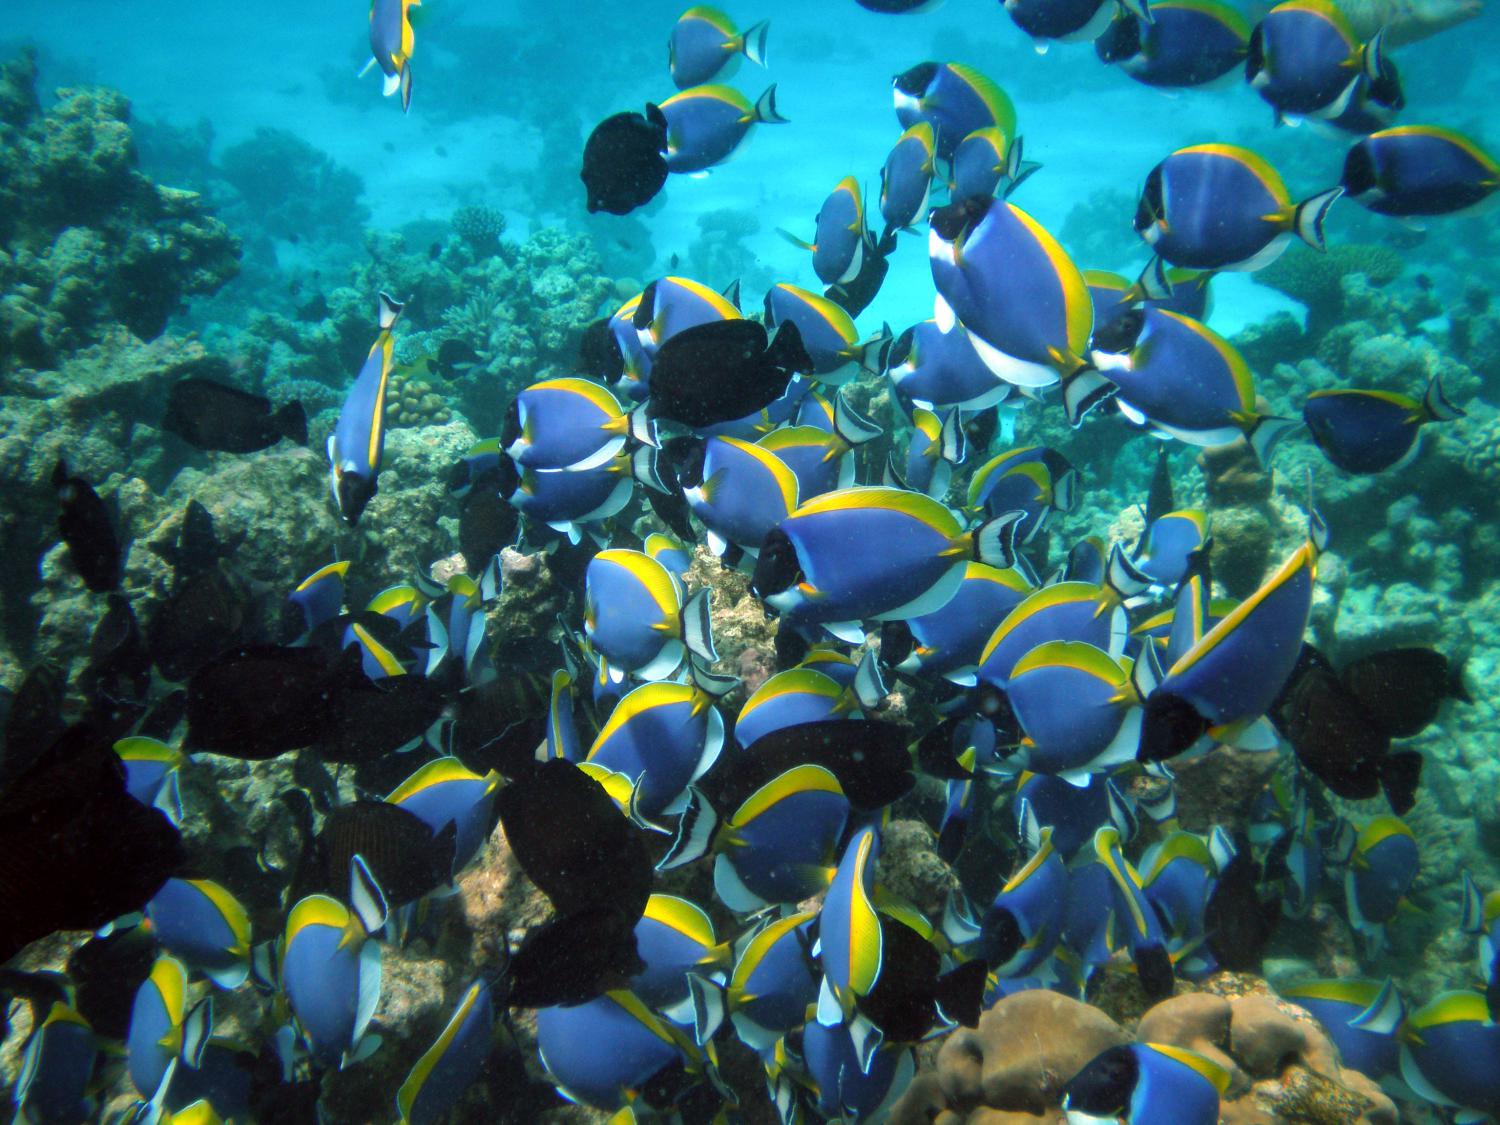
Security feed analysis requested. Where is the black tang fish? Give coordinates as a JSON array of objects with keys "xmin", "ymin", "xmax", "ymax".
[
  {"xmin": 185, "ymin": 644, "xmax": 340, "ymax": 759},
  {"xmin": 647, "ymin": 319, "xmax": 811, "ymax": 428},
  {"xmin": 581, "ymin": 105, "xmax": 669, "ymax": 216},
  {"xmin": 163, "ymin": 377, "xmax": 308, "ymax": 453},
  {"xmin": 52, "ymin": 459, "xmax": 121, "ymax": 592}
]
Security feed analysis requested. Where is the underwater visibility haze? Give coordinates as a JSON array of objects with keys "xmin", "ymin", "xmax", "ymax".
[{"xmin": 3, "ymin": 0, "xmax": 1500, "ymax": 1120}]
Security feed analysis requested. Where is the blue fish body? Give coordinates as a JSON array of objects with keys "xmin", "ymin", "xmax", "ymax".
[
  {"xmin": 659, "ymin": 84, "xmax": 785, "ymax": 173},
  {"xmin": 585, "ymin": 548, "xmax": 689, "ymax": 681},
  {"xmin": 1007, "ymin": 642, "xmax": 1141, "ymax": 779},
  {"xmin": 880, "ymin": 122, "xmax": 936, "ymax": 234},
  {"xmin": 1065, "ymin": 1042, "xmax": 1226, "ymax": 1125},
  {"xmin": 1303, "ymin": 385, "xmax": 1457, "ymax": 474},
  {"xmin": 535, "ymin": 991, "xmax": 690, "ymax": 1110},
  {"xmin": 126, "ymin": 955, "xmax": 189, "ymax": 1100},
  {"xmin": 809, "ymin": 178, "xmax": 868, "ymax": 286},
  {"xmin": 511, "ymin": 454, "xmax": 636, "ymax": 533},
  {"xmin": 951, "ymin": 126, "xmax": 1011, "ymax": 204},
  {"xmin": 1099, "ymin": 0, "xmax": 1249, "ymax": 87},
  {"xmin": 967, "ymin": 445, "xmax": 1076, "ymax": 543},
  {"xmin": 368, "ymin": 0, "xmax": 416, "ymax": 110},
  {"xmin": 684, "ymin": 436, "xmax": 799, "ymax": 558},
  {"xmin": 288, "ymin": 561, "xmax": 351, "ymax": 634},
  {"xmin": 1342, "ymin": 127, "xmax": 1500, "ymax": 217},
  {"xmin": 328, "ymin": 295, "xmax": 402, "ymax": 525},
  {"xmin": 759, "ymin": 426, "xmax": 851, "ymax": 502},
  {"xmin": 587, "ymin": 681, "xmax": 724, "ymax": 820},
  {"xmin": 817, "ymin": 825, "xmax": 883, "ymax": 1023},
  {"xmin": 735, "ymin": 669, "xmax": 854, "ymax": 749},
  {"xmin": 1400, "ymin": 991, "xmax": 1500, "ymax": 1118},
  {"xmin": 396, "ymin": 979, "xmax": 495, "ymax": 1125},
  {"xmin": 764, "ymin": 283, "xmax": 873, "ymax": 383},
  {"xmin": 887, "ymin": 319, "xmax": 1010, "ymax": 412},
  {"xmin": 281, "ymin": 895, "xmax": 381, "ymax": 1068},
  {"xmin": 629, "ymin": 895, "xmax": 725, "ymax": 1014},
  {"xmin": 1061, "ymin": 853, "xmax": 1119, "ymax": 968},
  {"xmin": 1007, "ymin": 0, "xmax": 1111, "ymax": 43},
  {"xmin": 114, "ymin": 736, "xmax": 185, "ymax": 814},
  {"xmin": 977, "ymin": 581, "xmax": 1127, "ymax": 689},
  {"xmin": 145, "ymin": 878, "xmax": 252, "ymax": 990},
  {"xmin": 1282, "ymin": 979, "xmax": 1402, "ymax": 1080},
  {"xmin": 717, "ymin": 763, "xmax": 850, "ymax": 911},
  {"xmin": 1248, "ymin": 0, "xmax": 1365, "ymax": 118},
  {"xmin": 1139, "ymin": 831, "xmax": 1217, "ymax": 971},
  {"xmin": 728, "ymin": 910, "xmax": 820, "ymax": 1048},
  {"xmin": 386, "ymin": 757, "xmax": 501, "ymax": 875},
  {"xmin": 1135, "ymin": 509, "xmax": 1208, "ymax": 587},
  {"xmin": 893, "ymin": 62, "xmax": 1016, "ymax": 162},
  {"xmin": 898, "ymin": 562, "xmax": 1033, "ymax": 683},
  {"xmin": 983, "ymin": 828, "xmax": 1069, "ymax": 976},
  {"xmin": 506, "ymin": 377, "xmax": 642, "ymax": 472},
  {"xmin": 803, "ymin": 1020, "xmax": 914, "ymax": 1121},
  {"xmin": 669, "ymin": 7, "xmax": 769, "ymax": 89},
  {"xmin": 1346, "ymin": 815, "xmax": 1419, "ymax": 934},
  {"xmin": 1016, "ymin": 772, "xmax": 1132, "ymax": 859},
  {"xmin": 14, "ymin": 1003, "xmax": 97, "ymax": 1125}
]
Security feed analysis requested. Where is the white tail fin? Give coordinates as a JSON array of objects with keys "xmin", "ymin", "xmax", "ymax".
[
  {"xmin": 740, "ymin": 19, "xmax": 770, "ymax": 68},
  {"xmin": 1294, "ymin": 187, "xmax": 1343, "ymax": 251},
  {"xmin": 753, "ymin": 84, "xmax": 788, "ymax": 125}
]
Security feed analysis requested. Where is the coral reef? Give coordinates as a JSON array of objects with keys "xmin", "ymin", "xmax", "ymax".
[
  {"xmin": 1254, "ymin": 243, "xmax": 1404, "ymax": 337},
  {"xmin": 218, "ymin": 127, "xmax": 369, "ymax": 247},
  {"xmin": 451, "ymin": 204, "xmax": 507, "ymax": 258}
]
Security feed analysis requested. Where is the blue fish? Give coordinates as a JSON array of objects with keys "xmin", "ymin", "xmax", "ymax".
[
  {"xmin": 712, "ymin": 762, "xmax": 851, "ymax": 911},
  {"xmin": 658, "ymin": 84, "xmax": 788, "ymax": 174},
  {"xmin": 328, "ymin": 293, "xmax": 403, "ymax": 526},
  {"xmin": 535, "ymin": 990, "xmax": 702, "ymax": 1111},
  {"xmin": 144, "ymin": 878, "xmax": 252, "ymax": 990},
  {"xmin": 1006, "ymin": 641, "xmax": 1145, "ymax": 782},
  {"xmin": 1064, "ymin": 1042, "xmax": 1228, "ymax": 1125},
  {"xmin": 886, "ymin": 561, "xmax": 1033, "ymax": 685},
  {"xmin": 1340, "ymin": 126, "xmax": 1500, "ymax": 217},
  {"xmin": 735, "ymin": 666, "xmax": 862, "ymax": 749},
  {"xmin": 287, "ymin": 560, "xmax": 350, "ymax": 635},
  {"xmin": 724, "ymin": 909, "xmax": 820, "ymax": 1050},
  {"xmin": 929, "ymin": 198, "xmax": 1111, "ymax": 423},
  {"xmin": 586, "ymin": 679, "xmax": 725, "ymax": 821},
  {"xmin": 543, "ymin": 668, "xmax": 584, "ymax": 763},
  {"xmin": 682, "ymin": 435, "xmax": 800, "ymax": 559},
  {"xmin": 13, "ymin": 1002, "xmax": 98, "ymax": 1125},
  {"xmin": 1138, "ymin": 830, "xmax": 1227, "ymax": 976},
  {"xmin": 629, "ymin": 894, "xmax": 729, "ymax": 1027},
  {"xmin": 754, "ymin": 485, "xmax": 1019, "ymax": 639},
  {"xmin": 1399, "ymin": 991, "xmax": 1500, "ymax": 1120},
  {"xmin": 967, "ymin": 444, "xmax": 1078, "ymax": 545},
  {"xmin": 758, "ymin": 424, "xmax": 857, "ymax": 502},
  {"xmin": 504, "ymin": 377, "xmax": 655, "ymax": 472},
  {"xmin": 114, "ymin": 736, "xmax": 186, "ymax": 823},
  {"xmin": 367, "ymin": 0, "xmax": 418, "ymax": 112},
  {"xmin": 1462, "ymin": 871, "xmax": 1500, "ymax": 1020},
  {"xmin": 879, "ymin": 122, "xmax": 936, "ymax": 238},
  {"xmin": 781, "ymin": 177, "xmax": 873, "ymax": 287},
  {"xmin": 976, "ymin": 580, "xmax": 1129, "ymax": 690},
  {"xmin": 950, "ymin": 126, "xmax": 1031, "ymax": 203},
  {"xmin": 280, "ymin": 895, "xmax": 382, "ymax": 1069},
  {"xmin": 1005, "ymin": 0, "xmax": 1150, "ymax": 47},
  {"xmin": 1015, "ymin": 770, "xmax": 1136, "ymax": 859},
  {"xmin": 893, "ymin": 61, "xmax": 1017, "ymax": 162},
  {"xmin": 816, "ymin": 825, "xmax": 883, "ymax": 1026},
  {"xmin": 1135, "ymin": 144, "xmax": 1341, "ymax": 271},
  {"xmin": 507, "ymin": 446, "xmax": 665, "ymax": 544},
  {"xmin": 1093, "ymin": 825, "xmax": 1175, "ymax": 997},
  {"xmin": 1095, "ymin": 0, "xmax": 1250, "ymax": 88},
  {"xmin": 763, "ymin": 283, "xmax": 887, "ymax": 384},
  {"xmin": 445, "ymin": 437, "xmax": 506, "ymax": 497},
  {"xmin": 1247, "ymin": 0, "xmax": 1401, "ymax": 126},
  {"xmin": 668, "ymin": 6, "xmax": 770, "ymax": 89},
  {"xmin": 327, "ymin": 297, "xmax": 402, "ymax": 531},
  {"xmin": 1282, "ymin": 978, "xmax": 1403, "ymax": 1080},
  {"xmin": 585, "ymin": 547, "xmax": 716, "ymax": 682},
  {"xmin": 886, "ymin": 318, "xmax": 1012, "ymax": 412},
  {"xmin": 126, "ymin": 956, "xmax": 203, "ymax": 1101},
  {"xmin": 1132, "ymin": 508, "xmax": 1208, "ymax": 588},
  {"xmin": 802, "ymin": 1019, "xmax": 916, "ymax": 1122},
  {"xmin": 386, "ymin": 756, "xmax": 501, "ymax": 875},
  {"xmin": 1303, "ymin": 378, "xmax": 1463, "ymax": 474},
  {"xmin": 395, "ymin": 978, "xmax": 495, "ymax": 1125},
  {"xmin": 1344, "ymin": 814, "xmax": 1419, "ymax": 947},
  {"xmin": 978, "ymin": 826, "xmax": 1069, "ymax": 977},
  {"xmin": 644, "ymin": 531, "xmax": 693, "ymax": 577},
  {"xmin": 887, "ymin": 407, "xmax": 964, "ymax": 500}
]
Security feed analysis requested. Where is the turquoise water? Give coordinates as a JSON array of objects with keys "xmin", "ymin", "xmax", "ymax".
[{"xmin": 1, "ymin": 0, "xmax": 1498, "ymax": 1122}]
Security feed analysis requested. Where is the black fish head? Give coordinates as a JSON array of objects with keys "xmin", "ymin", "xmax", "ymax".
[
  {"xmin": 893, "ymin": 61, "xmax": 938, "ymax": 98},
  {"xmin": 981, "ymin": 906, "xmax": 1023, "ymax": 969},
  {"xmin": 1064, "ymin": 1045, "xmax": 1138, "ymax": 1116},
  {"xmin": 1138, "ymin": 691, "xmax": 1209, "ymax": 763},
  {"xmin": 1095, "ymin": 12, "xmax": 1141, "ymax": 63},
  {"xmin": 1090, "ymin": 308, "xmax": 1146, "ymax": 356},
  {"xmin": 500, "ymin": 396, "xmax": 522, "ymax": 450},
  {"xmin": 334, "ymin": 470, "xmax": 378, "ymax": 526},
  {"xmin": 929, "ymin": 195, "xmax": 990, "ymax": 245},
  {"xmin": 751, "ymin": 528, "xmax": 802, "ymax": 602},
  {"xmin": 1135, "ymin": 165, "xmax": 1166, "ymax": 234},
  {"xmin": 885, "ymin": 325, "xmax": 915, "ymax": 372},
  {"xmin": 579, "ymin": 317, "xmax": 624, "ymax": 384}
]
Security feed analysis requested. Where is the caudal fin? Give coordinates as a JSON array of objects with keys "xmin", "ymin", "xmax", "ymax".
[
  {"xmin": 681, "ymin": 588, "xmax": 718, "ymax": 664},
  {"xmin": 399, "ymin": 61, "xmax": 413, "ymax": 114},
  {"xmin": 1423, "ymin": 375, "xmax": 1465, "ymax": 422},
  {"xmin": 740, "ymin": 19, "xmax": 770, "ymax": 68},
  {"xmin": 1293, "ymin": 187, "xmax": 1343, "ymax": 251},
  {"xmin": 753, "ymin": 84, "xmax": 789, "ymax": 125}
]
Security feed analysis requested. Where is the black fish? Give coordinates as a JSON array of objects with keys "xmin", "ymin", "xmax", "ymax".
[
  {"xmin": 858, "ymin": 915, "xmax": 986, "ymax": 1042},
  {"xmin": 579, "ymin": 317, "xmax": 624, "ymax": 384},
  {"xmin": 1341, "ymin": 647, "xmax": 1468, "ymax": 739},
  {"xmin": 495, "ymin": 759, "xmax": 652, "ymax": 922},
  {"xmin": 647, "ymin": 319, "xmax": 811, "ymax": 428},
  {"xmin": 1145, "ymin": 443, "xmax": 1173, "ymax": 529},
  {"xmin": 459, "ymin": 471, "xmax": 519, "ymax": 574},
  {"xmin": 148, "ymin": 566, "xmax": 252, "ymax": 683},
  {"xmin": 1063, "ymin": 1045, "xmax": 1140, "ymax": 1117},
  {"xmin": 433, "ymin": 339, "xmax": 481, "ymax": 382},
  {"xmin": 714, "ymin": 719, "xmax": 915, "ymax": 814},
  {"xmin": 154, "ymin": 500, "xmax": 226, "ymax": 585},
  {"xmin": 80, "ymin": 593, "xmax": 152, "ymax": 732},
  {"xmin": 137, "ymin": 689, "xmax": 188, "ymax": 742},
  {"xmin": 581, "ymin": 104, "xmax": 669, "ymax": 216},
  {"xmin": 0, "ymin": 724, "xmax": 184, "ymax": 964},
  {"xmin": 52, "ymin": 459, "xmax": 121, "ymax": 592},
  {"xmin": 1204, "ymin": 832, "xmax": 1280, "ymax": 972},
  {"xmin": 446, "ymin": 677, "xmax": 551, "ymax": 780},
  {"xmin": 185, "ymin": 644, "xmax": 338, "ymax": 759},
  {"xmin": 296, "ymin": 293, "xmax": 329, "ymax": 322},
  {"xmin": 66, "ymin": 925, "xmax": 157, "ymax": 1040},
  {"xmin": 962, "ymin": 407, "xmax": 999, "ymax": 455},
  {"xmin": 1137, "ymin": 690, "xmax": 1211, "ymax": 764},
  {"xmin": 163, "ymin": 377, "xmax": 308, "ymax": 453},
  {"xmin": 914, "ymin": 715, "xmax": 977, "ymax": 780},
  {"xmin": 0, "ymin": 663, "xmax": 65, "ymax": 789},
  {"xmin": 313, "ymin": 673, "xmax": 452, "ymax": 770},
  {"xmin": 825, "ymin": 238, "xmax": 892, "ymax": 318},
  {"xmin": 502, "ymin": 906, "xmax": 645, "ymax": 1008},
  {"xmin": 289, "ymin": 799, "xmax": 455, "ymax": 908}
]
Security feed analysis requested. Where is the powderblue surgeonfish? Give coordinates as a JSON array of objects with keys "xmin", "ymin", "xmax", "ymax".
[
  {"xmin": 366, "ymin": 0, "xmax": 418, "ymax": 112},
  {"xmin": 967, "ymin": 444, "xmax": 1078, "ymax": 545},
  {"xmin": 1005, "ymin": 642, "xmax": 1145, "ymax": 783},
  {"xmin": 144, "ymin": 878, "xmax": 252, "ymax": 990},
  {"xmin": 1093, "ymin": 825, "xmax": 1175, "ymax": 997},
  {"xmin": 114, "ymin": 736, "xmax": 186, "ymax": 822},
  {"xmin": 1137, "ymin": 829, "xmax": 1227, "ymax": 976},
  {"xmin": 287, "ymin": 560, "xmax": 351, "ymax": 635},
  {"xmin": 887, "ymin": 318, "xmax": 1011, "ymax": 412},
  {"xmin": 1302, "ymin": 378, "xmax": 1463, "ymax": 474},
  {"xmin": 385, "ymin": 756, "xmax": 501, "ymax": 875},
  {"xmin": 628, "ymin": 894, "xmax": 730, "ymax": 1025},
  {"xmin": 1339, "ymin": 125, "xmax": 1500, "ymax": 217},
  {"xmin": 950, "ymin": 126, "xmax": 1030, "ymax": 204},
  {"xmin": 506, "ymin": 446, "xmax": 664, "ymax": 544},
  {"xmin": 503, "ymin": 376, "xmax": 654, "ymax": 472},
  {"xmin": 723, "ymin": 909, "xmax": 820, "ymax": 1050},
  {"xmin": 1015, "ymin": 771, "xmax": 1136, "ymax": 859},
  {"xmin": 763, "ymin": 282, "xmax": 886, "ymax": 385},
  {"xmin": 280, "ymin": 894, "xmax": 383, "ymax": 1069},
  {"xmin": 1005, "ymin": 0, "xmax": 1150, "ymax": 48},
  {"xmin": 1344, "ymin": 814, "xmax": 1419, "ymax": 947},
  {"xmin": 1246, "ymin": 0, "xmax": 1401, "ymax": 127},
  {"xmin": 977, "ymin": 826, "xmax": 1069, "ymax": 977},
  {"xmin": 885, "ymin": 561, "xmax": 1033, "ymax": 685},
  {"xmin": 781, "ymin": 177, "xmax": 873, "ymax": 287},
  {"xmin": 328, "ymin": 293, "xmax": 404, "ymax": 526},
  {"xmin": 585, "ymin": 547, "xmax": 716, "ymax": 682},
  {"xmin": 929, "ymin": 197, "xmax": 1111, "ymax": 423},
  {"xmin": 1134, "ymin": 144, "xmax": 1341, "ymax": 271},
  {"xmin": 1132, "ymin": 508, "xmax": 1208, "ymax": 589},
  {"xmin": 757, "ymin": 418, "xmax": 869, "ymax": 502},
  {"xmin": 1282, "ymin": 978, "xmax": 1404, "ymax": 1080},
  {"xmin": 753, "ymin": 486, "xmax": 1019, "ymax": 640},
  {"xmin": 681, "ymin": 435, "xmax": 800, "ymax": 559},
  {"xmin": 734, "ymin": 665, "xmax": 864, "ymax": 749},
  {"xmin": 13, "ymin": 1002, "xmax": 98, "ymax": 1125},
  {"xmin": 1399, "ymin": 991, "xmax": 1500, "ymax": 1121},
  {"xmin": 668, "ymin": 6, "xmax": 770, "ymax": 90},
  {"xmin": 423, "ymin": 570, "xmax": 500, "ymax": 685},
  {"xmin": 893, "ymin": 61, "xmax": 1017, "ymax": 163},
  {"xmin": 658, "ymin": 83, "xmax": 788, "ymax": 174},
  {"xmin": 1063, "ymin": 1042, "xmax": 1229, "ymax": 1125},
  {"xmin": 1138, "ymin": 507, "xmax": 1326, "ymax": 762},
  {"xmin": 586, "ymin": 678, "xmax": 725, "ymax": 821},
  {"xmin": 879, "ymin": 122, "xmax": 937, "ymax": 239},
  {"xmin": 535, "ymin": 990, "xmax": 702, "ymax": 1111},
  {"xmin": 645, "ymin": 530, "xmax": 693, "ymax": 577},
  {"xmin": 1095, "ymin": 0, "xmax": 1250, "ymax": 88},
  {"xmin": 1462, "ymin": 870, "xmax": 1500, "ymax": 1020},
  {"xmin": 816, "ymin": 825, "xmax": 883, "ymax": 1026},
  {"xmin": 887, "ymin": 407, "xmax": 964, "ymax": 500},
  {"xmin": 127, "ymin": 955, "xmax": 205, "ymax": 1101},
  {"xmin": 395, "ymin": 978, "xmax": 495, "ymax": 1125},
  {"xmin": 802, "ymin": 1019, "xmax": 916, "ymax": 1123},
  {"xmin": 976, "ymin": 580, "xmax": 1130, "ymax": 690}
]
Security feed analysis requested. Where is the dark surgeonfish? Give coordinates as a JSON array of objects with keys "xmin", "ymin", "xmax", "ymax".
[
  {"xmin": 431, "ymin": 338, "xmax": 481, "ymax": 381},
  {"xmin": 647, "ymin": 318, "xmax": 812, "ymax": 428},
  {"xmin": 0, "ymin": 663, "xmax": 65, "ymax": 790},
  {"xmin": 0, "ymin": 724, "xmax": 184, "ymax": 964},
  {"xmin": 286, "ymin": 798, "xmax": 456, "ymax": 910},
  {"xmin": 52, "ymin": 459, "xmax": 121, "ymax": 592},
  {"xmin": 581, "ymin": 104, "xmax": 669, "ymax": 216},
  {"xmin": 148, "ymin": 564, "xmax": 252, "ymax": 683},
  {"xmin": 185, "ymin": 644, "xmax": 342, "ymax": 758},
  {"xmin": 1203, "ymin": 831, "xmax": 1281, "ymax": 972},
  {"xmin": 162, "ymin": 377, "xmax": 308, "ymax": 454}
]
